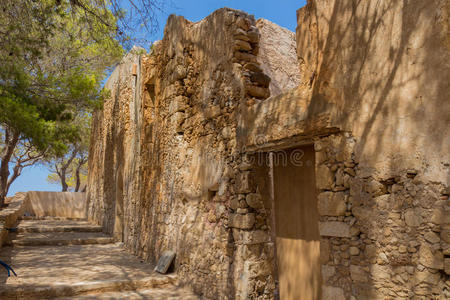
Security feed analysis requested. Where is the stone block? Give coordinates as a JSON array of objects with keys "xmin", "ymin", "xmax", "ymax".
[
  {"xmin": 441, "ymin": 228, "xmax": 450, "ymax": 243},
  {"xmin": 234, "ymin": 40, "xmax": 252, "ymax": 51},
  {"xmin": 243, "ymin": 62, "xmax": 262, "ymax": 73},
  {"xmin": 221, "ymin": 126, "xmax": 233, "ymax": 139},
  {"xmin": 349, "ymin": 246, "xmax": 360, "ymax": 256},
  {"xmin": 247, "ymin": 29, "xmax": 260, "ymax": 43},
  {"xmin": 318, "ymin": 192, "xmax": 346, "ymax": 216},
  {"xmin": 238, "ymin": 230, "xmax": 269, "ymax": 245},
  {"xmin": 237, "ymin": 171, "xmax": 253, "ymax": 193},
  {"xmin": 246, "ymin": 193, "xmax": 263, "ymax": 209},
  {"xmin": 234, "ymin": 28, "xmax": 250, "ymax": 41},
  {"xmin": 245, "ymin": 84, "xmax": 269, "ymax": 99},
  {"xmin": 234, "ymin": 51, "xmax": 257, "ymax": 63},
  {"xmin": 445, "ymin": 258, "xmax": 450, "ymax": 275},
  {"xmin": 162, "ymin": 84, "xmax": 178, "ymax": 100},
  {"xmin": 352, "ymin": 206, "xmax": 373, "ymax": 220},
  {"xmin": 418, "ymin": 244, "xmax": 444, "ymax": 269},
  {"xmin": 319, "ymin": 222, "xmax": 350, "ymax": 237},
  {"xmin": 424, "ymin": 231, "xmax": 440, "ymax": 244},
  {"xmin": 322, "ymin": 286, "xmax": 345, "ymax": 300},
  {"xmin": 171, "ymin": 112, "xmax": 185, "ymax": 133},
  {"xmin": 169, "ymin": 65, "xmax": 187, "ymax": 82},
  {"xmin": 316, "ymin": 165, "xmax": 334, "ymax": 190},
  {"xmin": 344, "ymin": 167, "xmax": 356, "ymax": 177},
  {"xmin": 350, "ymin": 226, "xmax": 360, "ymax": 236},
  {"xmin": 204, "ymin": 106, "xmax": 221, "ymax": 119},
  {"xmin": 350, "ymin": 265, "xmax": 368, "ymax": 283},
  {"xmin": 430, "ymin": 208, "xmax": 450, "ymax": 225},
  {"xmin": 182, "ymin": 113, "xmax": 203, "ymax": 129},
  {"xmin": 247, "ymin": 260, "xmax": 272, "ymax": 278},
  {"xmin": 229, "ymin": 213, "xmax": 255, "ymax": 229},
  {"xmin": 335, "ymin": 169, "xmax": 344, "ymax": 186},
  {"xmin": 364, "ymin": 180, "xmax": 386, "ymax": 197},
  {"xmin": 154, "ymin": 250, "xmax": 176, "ymax": 274},
  {"xmin": 322, "ymin": 265, "xmax": 335, "ymax": 282},
  {"xmin": 168, "ymin": 96, "xmax": 188, "ymax": 114},
  {"xmin": 320, "ymin": 240, "xmax": 331, "ymax": 263},
  {"xmin": 370, "ymin": 264, "xmax": 390, "ymax": 280},
  {"xmin": 415, "ymin": 270, "xmax": 441, "ymax": 284},
  {"xmin": 230, "ymin": 197, "xmax": 239, "ymax": 210},
  {"xmin": 398, "ymin": 245, "xmax": 407, "ymax": 253},
  {"xmin": 236, "ymin": 17, "xmax": 250, "ymax": 31},
  {"xmin": 249, "ymin": 72, "xmax": 270, "ymax": 88},
  {"xmin": 374, "ymin": 194, "xmax": 390, "ymax": 210},
  {"xmin": 404, "ymin": 209, "xmax": 422, "ymax": 227}
]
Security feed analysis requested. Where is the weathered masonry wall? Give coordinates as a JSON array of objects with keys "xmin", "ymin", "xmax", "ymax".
[
  {"xmin": 295, "ymin": 1, "xmax": 450, "ymax": 298},
  {"xmin": 87, "ymin": 49, "xmax": 143, "ymax": 241},
  {"xmin": 240, "ymin": 0, "xmax": 450, "ymax": 298},
  {"xmin": 87, "ymin": 1, "xmax": 450, "ymax": 299},
  {"xmin": 87, "ymin": 8, "xmax": 300, "ymax": 299}
]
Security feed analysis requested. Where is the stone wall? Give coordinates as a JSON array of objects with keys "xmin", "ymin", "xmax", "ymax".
[
  {"xmin": 87, "ymin": 48, "xmax": 143, "ymax": 240},
  {"xmin": 87, "ymin": 8, "xmax": 299, "ymax": 298},
  {"xmin": 87, "ymin": 2, "xmax": 449, "ymax": 299},
  {"xmin": 1, "ymin": 192, "xmax": 87, "ymax": 247},
  {"xmin": 291, "ymin": 1, "xmax": 449, "ymax": 298},
  {"xmin": 23, "ymin": 191, "xmax": 87, "ymax": 218},
  {"xmin": 0, "ymin": 193, "xmax": 28, "ymax": 247}
]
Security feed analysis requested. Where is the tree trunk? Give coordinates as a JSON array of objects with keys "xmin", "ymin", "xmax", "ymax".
[
  {"xmin": 61, "ymin": 168, "xmax": 68, "ymax": 192},
  {"xmin": 59, "ymin": 150, "xmax": 77, "ymax": 192},
  {"xmin": 6, "ymin": 164, "xmax": 22, "ymax": 196},
  {"xmin": 74, "ymin": 163, "xmax": 81, "ymax": 192},
  {"xmin": 0, "ymin": 128, "xmax": 19, "ymax": 207}
]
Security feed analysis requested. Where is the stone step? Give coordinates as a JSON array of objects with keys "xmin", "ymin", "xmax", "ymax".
[
  {"xmin": 0, "ymin": 275, "xmax": 178, "ymax": 299},
  {"xmin": 19, "ymin": 216, "xmax": 88, "ymax": 221},
  {"xmin": 0, "ymin": 244, "xmax": 177, "ymax": 299},
  {"xmin": 17, "ymin": 225, "xmax": 103, "ymax": 233},
  {"xmin": 15, "ymin": 219, "xmax": 102, "ymax": 233},
  {"xmin": 7, "ymin": 231, "xmax": 114, "ymax": 247},
  {"xmin": 56, "ymin": 286, "xmax": 199, "ymax": 299}
]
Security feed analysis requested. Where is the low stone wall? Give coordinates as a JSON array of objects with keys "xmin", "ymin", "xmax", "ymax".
[
  {"xmin": 1, "ymin": 191, "xmax": 87, "ymax": 248},
  {"xmin": 23, "ymin": 191, "xmax": 87, "ymax": 219},
  {"xmin": 0, "ymin": 192, "xmax": 28, "ymax": 247}
]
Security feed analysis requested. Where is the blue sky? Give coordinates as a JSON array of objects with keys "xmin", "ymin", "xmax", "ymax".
[
  {"xmin": 7, "ymin": 0, "xmax": 306, "ymax": 196},
  {"xmin": 151, "ymin": 0, "xmax": 305, "ymax": 40}
]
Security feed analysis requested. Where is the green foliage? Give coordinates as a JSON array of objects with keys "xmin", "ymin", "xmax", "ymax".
[
  {"xmin": 45, "ymin": 112, "xmax": 91, "ymax": 192},
  {"xmin": 0, "ymin": 0, "xmax": 125, "ymax": 204},
  {"xmin": 0, "ymin": 0, "xmax": 166, "ymax": 203},
  {"xmin": 0, "ymin": 0, "xmax": 123, "ymax": 155}
]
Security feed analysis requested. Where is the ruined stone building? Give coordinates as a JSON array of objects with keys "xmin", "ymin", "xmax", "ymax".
[{"xmin": 86, "ymin": 0, "xmax": 450, "ymax": 299}]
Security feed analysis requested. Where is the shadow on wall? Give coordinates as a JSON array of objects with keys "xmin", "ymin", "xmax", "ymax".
[
  {"xmin": 239, "ymin": 0, "xmax": 449, "ymax": 298},
  {"xmin": 293, "ymin": 0, "xmax": 449, "ymax": 298},
  {"xmin": 298, "ymin": 0, "xmax": 450, "ymax": 179}
]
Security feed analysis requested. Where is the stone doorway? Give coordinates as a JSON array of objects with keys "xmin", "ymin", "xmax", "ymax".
[{"xmin": 270, "ymin": 146, "xmax": 322, "ymax": 299}]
